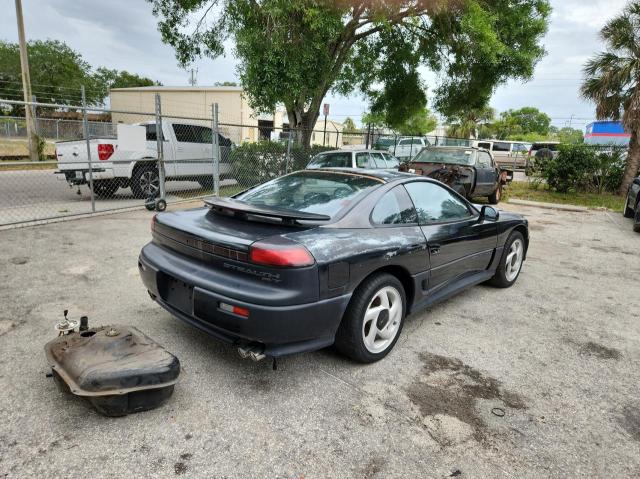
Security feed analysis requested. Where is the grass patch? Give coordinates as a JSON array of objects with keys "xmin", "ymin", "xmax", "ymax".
[
  {"xmin": 0, "ymin": 138, "xmax": 56, "ymax": 157},
  {"xmin": 0, "ymin": 160, "xmax": 58, "ymax": 171},
  {"xmin": 504, "ymin": 181, "xmax": 625, "ymax": 211}
]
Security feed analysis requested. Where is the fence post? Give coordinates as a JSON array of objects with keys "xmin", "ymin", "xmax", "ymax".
[
  {"xmin": 81, "ymin": 86, "xmax": 96, "ymax": 212},
  {"xmin": 212, "ymin": 103, "xmax": 221, "ymax": 197},
  {"xmin": 155, "ymin": 93, "xmax": 166, "ymax": 202},
  {"xmin": 285, "ymin": 130, "xmax": 292, "ymax": 174}
]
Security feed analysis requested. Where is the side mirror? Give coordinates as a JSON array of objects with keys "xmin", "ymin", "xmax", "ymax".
[{"xmin": 480, "ymin": 205, "xmax": 499, "ymax": 222}]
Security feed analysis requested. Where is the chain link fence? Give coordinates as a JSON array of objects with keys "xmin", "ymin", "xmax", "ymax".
[{"xmin": 1, "ymin": 94, "xmax": 608, "ymax": 228}]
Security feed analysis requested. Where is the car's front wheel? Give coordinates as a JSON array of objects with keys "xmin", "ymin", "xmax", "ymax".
[
  {"xmin": 487, "ymin": 231, "xmax": 525, "ymax": 288},
  {"xmin": 335, "ymin": 273, "xmax": 406, "ymax": 363}
]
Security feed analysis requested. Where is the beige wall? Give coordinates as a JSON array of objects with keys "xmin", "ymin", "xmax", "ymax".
[
  {"xmin": 109, "ymin": 87, "xmax": 259, "ymax": 144},
  {"xmin": 310, "ymin": 119, "xmax": 344, "ymax": 148}
]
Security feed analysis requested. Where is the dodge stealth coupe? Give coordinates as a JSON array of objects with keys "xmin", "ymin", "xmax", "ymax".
[{"xmin": 139, "ymin": 169, "xmax": 529, "ymax": 363}]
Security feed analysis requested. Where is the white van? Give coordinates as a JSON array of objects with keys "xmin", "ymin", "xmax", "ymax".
[{"xmin": 473, "ymin": 140, "xmax": 530, "ymax": 168}]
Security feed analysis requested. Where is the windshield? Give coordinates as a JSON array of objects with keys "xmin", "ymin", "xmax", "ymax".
[
  {"xmin": 411, "ymin": 148, "xmax": 475, "ymax": 166},
  {"xmin": 307, "ymin": 152, "xmax": 352, "ymax": 168},
  {"xmin": 235, "ymin": 171, "xmax": 382, "ymax": 219}
]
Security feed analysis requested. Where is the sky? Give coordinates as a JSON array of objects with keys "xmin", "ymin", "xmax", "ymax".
[{"xmin": 0, "ymin": 0, "xmax": 629, "ymax": 130}]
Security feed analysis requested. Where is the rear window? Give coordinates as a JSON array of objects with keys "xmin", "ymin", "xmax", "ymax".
[
  {"xmin": 307, "ymin": 152, "xmax": 352, "ymax": 168},
  {"xmin": 235, "ymin": 171, "xmax": 382, "ymax": 219}
]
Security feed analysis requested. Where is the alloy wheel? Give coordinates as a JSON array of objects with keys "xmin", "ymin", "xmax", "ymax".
[
  {"xmin": 139, "ymin": 171, "xmax": 159, "ymax": 197},
  {"xmin": 362, "ymin": 286, "xmax": 402, "ymax": 354},
  {"xmin": 505, "ymin": 238, "xmax": 524, "ymax": 282}
]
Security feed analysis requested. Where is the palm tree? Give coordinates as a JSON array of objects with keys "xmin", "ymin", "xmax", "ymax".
[
  {"xmin": 446, "ymin": 106, "xmax": 495, "ymax": 140},
  {"xmin": 581, "ymin": 1, "xmax": 640, "ymax": 195}
]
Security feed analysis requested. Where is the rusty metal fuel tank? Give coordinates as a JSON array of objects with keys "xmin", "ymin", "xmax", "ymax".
[{"xmin": 44, "ymin": 314, "xmax": 180, "ymax": 416}]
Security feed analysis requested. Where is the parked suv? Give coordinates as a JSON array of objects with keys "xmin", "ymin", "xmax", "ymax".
[
  {"xmin": 306, "ymin": 150, "xmax": 400, "ymax": 170},
  {"xmin": 473, "ymin": 140, "xmax": 531, "ymax": 168}
]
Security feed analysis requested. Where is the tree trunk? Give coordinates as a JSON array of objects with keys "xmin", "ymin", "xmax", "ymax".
[
  {"xmin": 286, "ymin": 104, "xmax": 320, "ymax": 150},
  {"xmin": 619, "ymin": 130, "xmax": 640, "ymax": 195}
]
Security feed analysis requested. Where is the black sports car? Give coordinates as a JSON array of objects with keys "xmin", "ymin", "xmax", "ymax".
[
  {"xmin": 623, "ymin": 175, "xmax": 640, "ymax": 232},
  {"xmin": 139, "ymin": 169, "xmax": 529, "ymax": 363}
]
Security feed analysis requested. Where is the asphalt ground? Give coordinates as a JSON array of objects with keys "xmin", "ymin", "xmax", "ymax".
[{"xmin": 0, "ymin": 201, "xmax": 638, "ymax": 478}]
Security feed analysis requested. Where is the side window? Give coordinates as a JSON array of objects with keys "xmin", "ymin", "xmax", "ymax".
[
  {"xmin": 404, "ymin": 182, "xmax": 472, "ymax": 224},
  {"xmin": 492, "ymin": 142, "xmax": 510, "ymax": 152},
  {"xmin": 512, "ymin": 143, "xmax": 527, "ymax": 152},
  {"xmin": 191, "ymin": 126, "xmax": 213, "ymax": 143},
  {"xmin": 145, "ymin": 124, "xmax": 157, "ymax": 141},
  {"xmin": 172, "ymin": 124, "xmax": 194, "ymax": 143},
  {"xmin": 477, "ymin": 142, "xmax": 492, "ymax": 150},
  {"xmin": 370, "ymin": 152, "xmax": 386, "ymax": 168},
  {"xmin": 356, "ymin": 152, "xmax": 370, "ymax": 168},
  {"xmin": 399, "ymin": 139, "xmax": 411, "ymax": 146},
  {"xmin": 371, "ymin": 186, "xmax": 418, "ymax": 225},
  {"xmin": 412, "ymin": 138, "xmax": 423, "ymax": 145},
  {"xmin": 383, "ymin": 153, "xmax": 400, "ymax": 168},
  {"xmin": 477, "ymin": 152, "xmax": 492, "ymax": 168}
]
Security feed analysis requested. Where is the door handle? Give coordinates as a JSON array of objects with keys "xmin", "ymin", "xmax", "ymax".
[{"xmin": 429, "ymin": 244, "xmax": 441, "ymax": 254}]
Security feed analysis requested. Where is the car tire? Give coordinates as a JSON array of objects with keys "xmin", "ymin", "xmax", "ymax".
[
  {"xmin": 487, "ymin": 231, "xmax": 525, "ymax": 288},
  {"xmin": 334, "ymin": 273, "xmax": 406, "ymax": 363},
  {"xmin": 623, "ymin": 193, "xmax": 635, "ymax": 218},
  {"xmin": 488, "ymin": 185, "xmax": 502, "ymax": 205},
  {"xmin": 92, "ymin": 180, "xmax": 118, "ymax": 199},
  {"xmin": 131, "ymin": 166, "xmax": 159, "ymax": 199}
]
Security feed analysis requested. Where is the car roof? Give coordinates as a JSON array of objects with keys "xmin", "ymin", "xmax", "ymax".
[{"xmin": 308, "ymin": 168, "xmax": 414, "ymax": 182}]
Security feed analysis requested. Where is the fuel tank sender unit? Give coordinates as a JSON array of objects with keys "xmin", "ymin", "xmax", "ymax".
[{"xmin": 44, "ymin": 310, "xmax": 180, "ymax": 416}]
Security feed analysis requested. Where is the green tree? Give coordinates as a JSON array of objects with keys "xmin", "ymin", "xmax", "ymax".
[
  {"xmin": 554, "ymin": 126, "xmax": 584, "ymax": 144},
  {"xmin": 95, "ymin": 68, "xmax": 159, "ymax": 97},
  {"xmin": 361, "ymin": 111, "xmax": 387, "ymax": 129},
  {"xmin": 581, "ymin": 1, "xmax": 640, "ymax": 195},
  {"xmin": 496, "ymin": 107, "xmax": 551, "ymax": 137},
  {"xmin": 342, "ymin": 117, "xmax": 358, "ymax": 133},
  {"xmin": 395, "ymin": 106, "xmax": 437, "ymax": 136},
  {"xmin": 149, "ymin": 0, "xmax": 551, "ymax": 147},
  {"xmin": 0, "ymin": 39, "xmax": 103, "ymax": 107},
  {"xmin": 446, "ymin": 106, "xmax": 495, "ymax": 139}
]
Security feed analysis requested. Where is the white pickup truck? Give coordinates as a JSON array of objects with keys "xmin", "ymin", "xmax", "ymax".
[
  {"xmin": 388, "ymin": 137, "xmax": 430, "ymax": 161},
  {"xmin": 55, "ymin": 120, "xmax": 233, "ymax": 198}
]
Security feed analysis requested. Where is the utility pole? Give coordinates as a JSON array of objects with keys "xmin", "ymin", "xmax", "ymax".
[
  {"xmin": 188, "ymin": 68, "xmax": 198, "ymax": 86},
  {"xmin": 15, "ymin": 0, "xmax": 38, "ymax": 161}
]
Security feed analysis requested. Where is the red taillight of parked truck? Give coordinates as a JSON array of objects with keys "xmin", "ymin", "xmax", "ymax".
[{"xmin": 98, "ymin": 143, "xmax": 114, "ymax": 161}]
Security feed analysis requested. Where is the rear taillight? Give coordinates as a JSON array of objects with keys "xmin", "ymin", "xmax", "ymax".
[
  {"xmin": 98, "ymin": 143, "xmax": 114, "ymax": 161},
  {"xmin": 249, "ymin": 241, "xmax": 314, "ymax": 267}
]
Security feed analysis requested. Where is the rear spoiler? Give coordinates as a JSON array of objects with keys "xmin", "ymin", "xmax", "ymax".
[{"xmin": 204, "ymin": 197, "xmax": 331, "ymax": 222}]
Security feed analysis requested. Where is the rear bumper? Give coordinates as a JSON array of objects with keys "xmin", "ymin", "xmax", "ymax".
[
  {"xmin": 55, "ymin": 168, "xmax": 114, "ymax": 183},
  {"xmin": 138, "ymin": 245, "xmax": 351, "ymax": 357}
]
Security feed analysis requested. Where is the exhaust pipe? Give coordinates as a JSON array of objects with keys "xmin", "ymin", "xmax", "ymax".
[
  {"xmin": 237, "ymin": 345, "xmax": 252, "ymax": 359},
  {"xmin": 250, "ymin": 350, "xmax": 266, "ymax": 362},
  {"xmin": 237, "ymin": 343, "xmax": 266, "ymax": 361}
]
